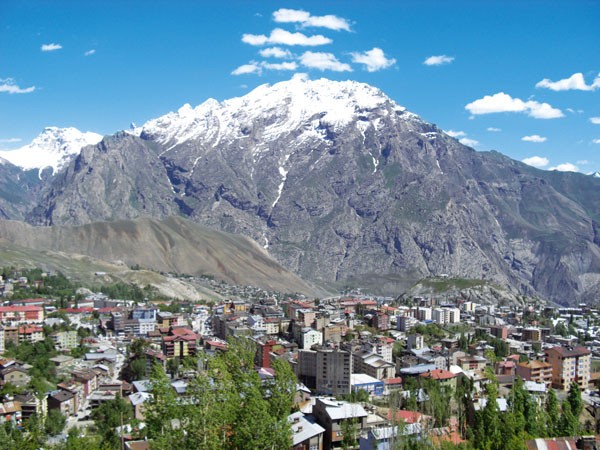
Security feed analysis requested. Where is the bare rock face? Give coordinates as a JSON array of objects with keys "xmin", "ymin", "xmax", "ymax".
[
  {"xmin": 29, "ymin": 132, "xmax": 179, "ymax": 225},
  {"xmin": 21, "ymin": 78, "xmax": 600, "ymax": 304}
]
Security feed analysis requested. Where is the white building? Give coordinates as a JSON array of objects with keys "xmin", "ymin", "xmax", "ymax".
[{"xmin": 301, "ymin": 328, "xmax": 323, "ymax": 350}]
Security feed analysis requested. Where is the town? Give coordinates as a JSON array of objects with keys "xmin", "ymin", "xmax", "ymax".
[{"xmin": 1, "ymin": 267, "xmax": 599, "ymax": 449}]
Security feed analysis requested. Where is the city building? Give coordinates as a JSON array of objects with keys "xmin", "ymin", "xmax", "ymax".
[
  {"xmin": 544, "ymin": 345, "xmax": 591, "ymax": 391},
  {"xmin": 516, "ymin": 360, "xmax": 553, "ymax": 387},
  {"xmin": 312, "ymin": 398, "xmax": 368, "ymax": 450}
]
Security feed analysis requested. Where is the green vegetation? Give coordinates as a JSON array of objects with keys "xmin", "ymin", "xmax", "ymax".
[
  {"xmin": 146, "ymin": 338, "xmax": 296, "ymax": 450},
  {"xmin": 91, "ymin": 395, "xmax": 134, "ymax": 448}
]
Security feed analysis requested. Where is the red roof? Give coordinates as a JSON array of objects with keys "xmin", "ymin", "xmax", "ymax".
[
  {"xmin": 163, "ymin": 335, "xmax": 196, "ymax": 342},
  {"xmin": 383, "ymin": 377, "xmax": 403, "ymax": 385},
  {"xmin": 420, "ymin": 369, "xmax": 456, "ymax": 381},
  {"xmin": 18, "ymin": 326, "xmax": 43, "ymax": 333},
  {"xmin": 62, "ymin": 307, "xmax": 94, "ymax": 314},
  {"xmin": 0, "ymin": 305, "xmax": 42, "ymax": 312},
  {"xmin": 388, "ymin": 410, "xmax": 429, "ymax": 424},
  {"xmin": 170, "ymin": 327, "xmax": 197, "ymax": 337}
]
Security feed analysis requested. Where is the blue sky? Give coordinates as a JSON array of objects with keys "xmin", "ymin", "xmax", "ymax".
[{"xmin": 1, "ymin": 0, "xmax": 599, "ymax": 173}]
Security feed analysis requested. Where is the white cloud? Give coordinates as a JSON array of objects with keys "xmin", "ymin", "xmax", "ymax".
[
  {"xmin": 242, "ymin": 28, "xmax": 331, "ymax": 46},
  {"xmin": 351, "ymin": 48, "xmax": 396, "ymax": 72},
  {"xmin": 231, "ymin": 62, "xmax": 262, "ymax": 76},
  {"xmin": 465, "ymin": 92, "xmax": 564, "ymax": 119},
  {"xmin": 299, "ymin": 51, "xmax": 352, "ymax": 72},
  {"xmin": 487, "ymin": 127, "xmax": 501, "ymax": 132},
  {"xmin": 232, "ymin": 60, "xmax": 299, "ymax": 76},
  {"xmin": 273, "ymin": 8, "xmax": 351, "ymax": 31},
  {"xmin": 0, "ymin": 78, "xmax": 35, "ymax": 94},
  {"xmin": 549, "ymin": 163, "xmax": 579, "ymax": 172},
  {"xmin": 593, "ymin": 139, "xmax": 600, "ymax": 144},
  {"xmin": 445, "ymin": 130, "xmax": 466, "ymax": 138},
  {"xmin": 459, "ymin": 138, "xmax": 479, "ymax": 147},
  {"xmin": 261, "ymin": 61, "xmax": 298, "ymax": 71},
  {"xmin": 259, "ymin": 47, "xmax": 292, "ymax": 59},
  {"xmin": 577, "ymin": 160, "xmax": 590, "ymax": 165},
  {"xmin": 423, "ymin": 55, "xmax": 454, "ymax": 66},
  {"xmin": 590, "ymin": 117, "xmax": 600, "ymax": 125},
  {"xmin": 536, "ymin": 72, "xmax": 600, "ymax": 91},
  {"xmin": 523, "ymin": 156, "xmax": 550, "ymax": 168},
  {"xmin": 522, "ymin": 134, "xmax": 547, "ymax": 143},
  {"xmin": 0, "ymin": 137, "xmax": 21, "ymax": 143},
  {"xmin": 41, "ymin": 43, "xmax": 62, "ymax": 52},
  {"xmin": 84, "ymin": 49, "xmax": 96, "ymax": 56}
]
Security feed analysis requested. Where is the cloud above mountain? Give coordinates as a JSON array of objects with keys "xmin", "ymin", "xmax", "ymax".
[
  {"xmin": 465, "ymin": 92, "xmax": 564, "ymax": 119},
  {"xmin": 536, "ymin": 72, "xmax": 600, "ymax": 91}
]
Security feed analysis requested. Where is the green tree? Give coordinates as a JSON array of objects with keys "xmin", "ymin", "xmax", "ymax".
[
  {"xmin": 545, "ymin": 389, "xmax": 559, "ymax": 437},
  {"xmin": 146, "ymin": 337, "xmax": 294, "ymax": 450},
  {"xmin": 567, "ymin": 382, "xmax": 583, "ymax": 418},
  {"xmin": 340, "ymin": 417, "xmax": 359, "ymax": 450},
  {"xmin": 558, "ymin": 400, "xmax": 577, "ymax": 436},
  {"xmin": 91, "ymin": 395, "xmax": 133, "ymax": 448},
  {"xmin": 45, "ymin": 409, "xmax": 66, "ymax": 436}
]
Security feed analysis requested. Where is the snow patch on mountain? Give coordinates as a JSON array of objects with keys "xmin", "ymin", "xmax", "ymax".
[
  {"xmin": 137, "ymin": 77, "xmax": 412, "ymax": 149},
  {"xmin": 0, "ymin": 127, "xmax": 102, "ymax": 176}
]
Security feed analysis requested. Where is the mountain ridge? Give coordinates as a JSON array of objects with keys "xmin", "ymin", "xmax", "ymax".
[{"xmin": 3, "ymin": 77, "xmax": 600, "ymax": 304}]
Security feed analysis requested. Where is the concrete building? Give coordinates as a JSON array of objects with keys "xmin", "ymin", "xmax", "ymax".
[
  {"xmin": 516, "ymin": 360, "xmax": 553, "ymax": 387},
  {"xmin": 51, "ymin": 330, "xmax": 79, "ymax": 350},
  {"xmin": 297, "ymin": 347, "xmax": 353, "ymax": 396},
  {"xmin": 351, "ymin": 373, "xmax": 384, "ymax": 397},
  {"xmin": 397, "ymin": 315, "xmax": 418, "ymax": 333},
  {"xmin": 313, "ymin": 398, "xmax": 368, "ymax": 450},
  {"xmin": 544, "ymin": 345, "xmax": 591, "ymax": 391}
]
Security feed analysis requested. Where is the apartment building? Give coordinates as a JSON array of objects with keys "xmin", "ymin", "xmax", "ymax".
[
  {"xmin": 544, "ymin": 345, "xmax": 591, "ymax": 391},
  {"xmin": 516, "ymin": 360, "xmax": 552, "ymax": 387}
]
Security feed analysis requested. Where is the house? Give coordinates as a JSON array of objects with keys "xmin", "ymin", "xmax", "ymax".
[
  {"xmin": 15, "ymin": 391, "xmax": 47, "ymax": 420},
  {"xmin": 56, "ymin": 381, "xmax": 84, "ymax": 412},
  {"xmin": 48, "ymin": 390, "xmax": 76, "ymax": 416},
  {"xmin": 312, "ymin": 398, "xmax": 368, "ymax": 450},
  {"xmin": 128, "ymin": 392, "xmax": 152, "ymax": 420},
  {"xmin": 50, "ymin": 355, "xmax": 75, "ymax": 371},
  {"xmin": 0, "ymin": 400, "xmax": 22, "ymax": 426},
  {"xmin": 359, "ymin": 424, "xmax": 422, "ymax": 450},
  {"xmin": 0, "ymin": 365, "xmax": 31, "ymax": 387},
  {"xmin": 419, "ymin": 369, "xmax": 458, "ymax": 390},
  {"xmin": 71, "ymin": 369, "xmax": 99, "ymax": 397},
  {"xmin": 288, "ymin": 411, "xmax": 325, "ymax": 450}
]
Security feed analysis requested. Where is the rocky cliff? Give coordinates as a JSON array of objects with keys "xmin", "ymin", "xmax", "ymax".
[{"xmin": 13, "ymin": 77, "xmax": 600, "ymax": 303}]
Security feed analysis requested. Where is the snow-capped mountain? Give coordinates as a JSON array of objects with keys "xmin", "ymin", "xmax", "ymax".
[
  {"xmin": 137, "ymin": 75, "xmax": 421, "ymax": 150},
  {"xmin": 20, "ymin": 76, "xmax": 600, "ymax": 305},
  {"xmin": 0, "ymin": 127, "xmax": 102, "ymax": 176}
]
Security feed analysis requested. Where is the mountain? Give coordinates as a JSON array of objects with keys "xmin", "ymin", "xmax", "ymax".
[
  {"xmin": 19, "ymin": 77, "xmax": 600, "ymax": 304},
  {"xmin": 0, "ymin": 127, "xmax": 102, "ymax": 177},
  {"xmin": 0, "ymin": 216, "xmax": 324, "ymax": 296},
  {"xmin": 0, "ymin": 157, "xmax": 41, "ymax": 220}
]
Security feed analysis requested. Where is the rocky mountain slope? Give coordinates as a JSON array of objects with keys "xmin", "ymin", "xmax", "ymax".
[
  {"xmin": 0, "ymin": 216, "xmax": 323, "ymax": 296},
  {"xmin": 6, "ymin": 76, "xmax": 600, "ymax": 304},
  {"xmin": 0, "ymin": 127, "xmax": 102, "ymax": 177}
]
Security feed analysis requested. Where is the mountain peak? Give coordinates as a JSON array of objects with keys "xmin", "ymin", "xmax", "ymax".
[
  {"xmin": 138, "ymin": 76, "xmax": 415, "ymax": 148},
  {"xmin": 0, "ymin": 127, "xmax": 103, "ymax": 176}
]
